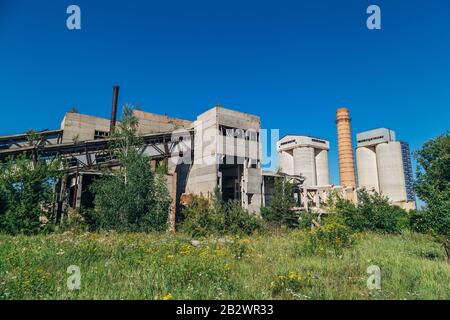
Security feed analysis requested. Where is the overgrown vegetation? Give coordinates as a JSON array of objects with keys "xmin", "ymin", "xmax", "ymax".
[
  {"xmin": 0, "ymin": 118, "xmax": 449, "ymax": 299},
  {"xmin": 411, "ymin": 132, "xmax": 450, "ymax": 261},
  {"xmin": 328, "ymin": 190, "xmax": 409, "ymax": 234},
  {"xmin": 261, "ymin": 176, "xmax": 299, "ymax": 228},
  {"xmin": 181, "ymin": 190, "xmax": 262, "ymax": 237},
  {"xmin": 89, "ymin": 106, "xmax": 171, "ymax": 232},
  {"xmin": 299, "ymin": 222, "xmax": 356, "ymax": 256},
  {"xmin": 0, "ymin": 155, "xmax": 62, "ymax": 235},
  {"xmin": 0, "ymin": 231, "xmax": 448, "ymax": 299}
]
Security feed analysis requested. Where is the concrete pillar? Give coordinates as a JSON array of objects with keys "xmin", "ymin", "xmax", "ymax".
[
  {"xmin": 75, "ymin": 174, "xmax": 83, "ymax": 209},
  {"xmin": 168, "ymin": 172, "xmax": 177, "ymax": 234}
]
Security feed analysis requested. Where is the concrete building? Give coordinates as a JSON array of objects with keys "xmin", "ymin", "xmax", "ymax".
[
  {"xmin": 57, "ymin": 104, "xmax": 263, "ymax": 214},
  {"xmin": 356, "ymin": 128, "xmax": 416, "ymax": 210},
  {"xmin": 184, "ymin": 105, "xmax": 262, "ymax": 213},
  {"xmin": 277, "ymin": 135, "xmax": 330, "ymax": 187}
]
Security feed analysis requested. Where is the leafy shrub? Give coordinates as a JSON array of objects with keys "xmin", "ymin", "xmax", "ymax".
[
  {"xmin": 0, "ymin": 155, "xmax": 62, "ymax": 235},
  {"xmin": 223, "ymin": 200, "xmax": 262, "ymax": 236},
  {"xmin": 297, "ymin": 211, "xmax": 317, "ymax": 229},
  {"xmin": 409, "ymin": 209, "xmax": 449, "ymax": 236},
  {"xmin": 331, "ymin": 190, "xmax": 408, "ymax": 233},
  {"xmin": 181, "ymin": 192, "xmax": 262, "ymax": 237},
  {"xmin": 300, "ymin": 223, "xmax": 355, "ymax": 256}
]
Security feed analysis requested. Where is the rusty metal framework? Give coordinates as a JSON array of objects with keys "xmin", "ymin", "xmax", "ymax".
[
  {"xmin": 0, "ymin": 128, "xmax": 194, "ymax": 223},
  {"xmin": 0, "ymin": 129, "xmax": 63, "ymax": 150},
  {"xmin": 0, "ymin": 129, "xmax": 194, "ymax": 171}
]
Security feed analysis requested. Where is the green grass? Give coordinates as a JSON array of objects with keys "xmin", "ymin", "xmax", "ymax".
[{"xmin": 0, "ymin": 230, "xmax": 449, "ymax": 300}]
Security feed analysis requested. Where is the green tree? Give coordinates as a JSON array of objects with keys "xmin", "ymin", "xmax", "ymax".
[
  {"xmin": 412, "ymin": 132, "xmax": 450, "ymax": 261},
  {"xmin": 90, "ymin": 105, "xmax": 171, "ymax": 232},
  {"xmin": 0, "ymin": 155, "xmax": 62, "ymax": 235},
  {"xmin": 261, "ymin": 176, "xmax": 298, "ymax": 227}
]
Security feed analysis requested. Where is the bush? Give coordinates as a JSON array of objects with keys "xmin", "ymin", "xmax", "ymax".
[
  {"xmin": 297, "ymin": 211, "xmax": 315, "ymax": 229},
  {"xmin": 270, "ymin": 271, "xmax": 314, "ymax": 298},
  {"xmin": 300, "ymin": 223, "xmax": 355, "ymax": 256},
  {"xmin": 331, "ymin": 190, "xmax": 408, "ymax": 233},
  {"xmin": 223, "ymin": 200, "xmax": 262, "ymax": 236},
  {"xmin": 409, "ymin": 209, "xmax": 449, "ymax": 236},
  {"xmin": 0, "ymin": 155, "xmax": 62, "ymax": 235},
  {"xmin": 181, "ymin": 192, "xmax": 262, "ymax": 237}
]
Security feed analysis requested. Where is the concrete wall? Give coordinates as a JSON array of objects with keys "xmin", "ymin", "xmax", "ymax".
[
  {"xmin": 185, "ymin": 107, "xmax": 219, "ymax": 196},
  {"xmin": 134, "ymin": 110, "xmax": 192, "ymax": 134},
  {"xmin": 184, "ymin": 105, "xmax": 263, "ymax": 213},
  {"xmin": 60, "ymin": 112, "xmax": 111, "ymax": 143}
]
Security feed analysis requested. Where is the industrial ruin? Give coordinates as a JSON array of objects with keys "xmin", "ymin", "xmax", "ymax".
[{"xmin": 0, "ymin": 86, "xmax": 416, "ymax": 224}]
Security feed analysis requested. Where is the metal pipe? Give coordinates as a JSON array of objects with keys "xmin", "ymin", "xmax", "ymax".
[{"xmin": 110, "ymin": 85, "xmax": 119, "ymax": 132}]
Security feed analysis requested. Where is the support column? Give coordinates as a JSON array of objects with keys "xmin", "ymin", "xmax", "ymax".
[
  {"xmin": 168, "ymin": 172, "xmax": 177, "ymax": 234},
  {"xmin": 75, "ymin": 174, "xmax": 83, "ymax": 209}
]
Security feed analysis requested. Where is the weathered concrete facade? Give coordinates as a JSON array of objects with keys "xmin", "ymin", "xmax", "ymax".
[
  {"xmin": 58, "ymin": 105, "xmax": 263, "ymax": 214},
  {"xmin": 183, "ymin": 105, "xmax": 262, "ymax": 213}
]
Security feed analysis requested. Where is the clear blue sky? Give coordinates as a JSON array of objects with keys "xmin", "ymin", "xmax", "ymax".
[{"xmin": 1, "ymin": 0, "xmax": 449, "ymax": 184}]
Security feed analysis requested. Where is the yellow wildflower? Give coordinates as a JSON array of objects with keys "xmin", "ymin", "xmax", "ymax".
[{"xmin": 162, "ymin": 292, "xmax": 173, "ymax": 300}]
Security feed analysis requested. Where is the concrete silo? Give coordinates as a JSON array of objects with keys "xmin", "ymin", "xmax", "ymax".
[
  {"xmin": 356, "ymin": 146, "xmax": 379, "ymax": 192},
  {"xmin": 355, "ymin": 128, "xmax": 415, "ymax": 210},
  {"xmin": 315, "ymin": 149, "xmax": 330, "ymax": 187},
  {"xmin": 294, "ymin": 147, "xmax": 317, "ymax": 186},
  {"xmin": 279, "ymin": 150, "xmax": 294, "ymax": 175},
  {"xmin": 376, "ymin": 142, "xmax": 407, "ymax": 203},
  {"xmin": 277, "ymin": 135, "xmax": 330, "ymax": 187}
]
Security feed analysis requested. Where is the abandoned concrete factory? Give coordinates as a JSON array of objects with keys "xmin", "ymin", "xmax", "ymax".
[{"xmin": 0, "ymin": 87, "xmax": 416, "ymax": 222}]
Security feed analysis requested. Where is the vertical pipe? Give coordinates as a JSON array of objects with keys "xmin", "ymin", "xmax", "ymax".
[
  {"xmin": 336, "ymin": 108, "xmax": 356, "ymax": 188},
  {"xmin": 110, "ymin": 85, "xmax": 119, "ymax": 132}
]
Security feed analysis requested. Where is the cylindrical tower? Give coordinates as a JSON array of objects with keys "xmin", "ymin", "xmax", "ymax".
[
  {"xmin": 336, "ymin": 108, "xmax": 356, "ymax": 188},
  {"xmin": 293, "ymin": 147, "xmax": 317, "ymax": 186},
  {"xmin": 279, "ymin": 150, "xmax": 294, "ymax": 175},
  {"xmin": 356, "ymin": 146, "xmax": 379, "ymax": 192},
  {"xmin": 376, "ymin": 142, "xmax": 407, "ymax": 202},
  {"xmin": 315, "ymin": 149, "xmax": 330, "ymax": 186}
]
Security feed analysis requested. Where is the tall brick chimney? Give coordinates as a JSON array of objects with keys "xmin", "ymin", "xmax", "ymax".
[{"xmin": 336, "ymin": 108, "xmax": 356, "ymax": 188}]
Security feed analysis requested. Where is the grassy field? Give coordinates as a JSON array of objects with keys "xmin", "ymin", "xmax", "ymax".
[{"xmin": 0, "ymin": 230, "xmax": 449, "ymax": 300}]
